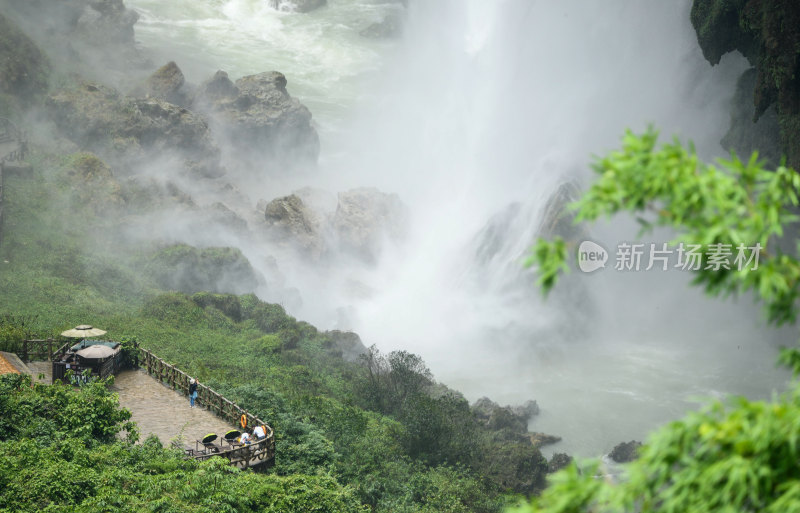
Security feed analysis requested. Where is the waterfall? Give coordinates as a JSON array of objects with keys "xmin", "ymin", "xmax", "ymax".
[{"xmin": 128, "ymin": 0, "xmax": 791, "ymax": 457}]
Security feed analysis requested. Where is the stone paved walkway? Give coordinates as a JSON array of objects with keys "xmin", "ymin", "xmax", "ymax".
[
  {"xmin": 19, "ymin": 362, "xmax": 236, "ymax": 451},
  {"xmin": 112, "ymin": 369, "xmax": 235, "ymax": 449}
]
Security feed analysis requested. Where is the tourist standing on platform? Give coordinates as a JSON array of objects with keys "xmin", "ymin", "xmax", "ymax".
[{"xmin": 189, "ymin": 378, "xmax": 198, "ymax": 408}]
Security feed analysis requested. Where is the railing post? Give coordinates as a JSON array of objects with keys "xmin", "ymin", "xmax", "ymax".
[
  {"xmin": 47, "ymin": 339, "xmax": 53, "ymax": 360},
  {"xmin": 22, "ymin": 339, "xmax": 28, "ymax": 362}
]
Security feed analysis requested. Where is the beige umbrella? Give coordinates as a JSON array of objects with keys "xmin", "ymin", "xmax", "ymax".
[
  {"xmin": 76, "ymin": 345, "xmax": 116, "ymax": 359},
  {"xmin": 60, "ymin": 325, "xmax": 107, "ymax": 338}
]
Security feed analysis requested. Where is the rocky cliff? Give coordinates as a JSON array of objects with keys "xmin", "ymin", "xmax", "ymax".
[{"xmin": 691, "ymin": 0, "xmax": 800, "ymax": 167}]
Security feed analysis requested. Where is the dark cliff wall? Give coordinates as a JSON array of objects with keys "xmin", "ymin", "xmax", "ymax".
[{"xmin": 691, "ymin": 0, "xmax": 800, "ymax": 167}]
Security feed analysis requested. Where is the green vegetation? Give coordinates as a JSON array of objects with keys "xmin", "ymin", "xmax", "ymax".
[
  {"xmin": 523, "ymin": 129, "xmax": 800, "ymax": 512},
  {"xmin": 0, "ymin": 146, "xmax": 541, "ymax": 511},
  {"xmin": 0, "ymin": 373, "xmax": 363, "ymax": 513}
]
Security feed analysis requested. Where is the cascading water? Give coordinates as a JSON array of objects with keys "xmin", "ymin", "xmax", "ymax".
[{"xmin": 128, "ymin": 0, "xmax": 792, "ymax": 457}]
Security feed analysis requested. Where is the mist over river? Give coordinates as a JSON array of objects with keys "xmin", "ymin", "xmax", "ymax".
[{"xmin": 127, "ymin": 0, "xmax": 793, "ymax": 458}]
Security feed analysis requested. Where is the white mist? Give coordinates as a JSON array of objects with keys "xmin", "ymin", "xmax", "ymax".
[{"xmin": 127, "ymin": 0, "xmax": 793, "ymax": 457}]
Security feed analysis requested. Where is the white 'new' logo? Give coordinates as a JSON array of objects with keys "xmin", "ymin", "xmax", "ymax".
[{"xmin": 577, "ymin": 240, "xmax": 608, "ymax": 273}]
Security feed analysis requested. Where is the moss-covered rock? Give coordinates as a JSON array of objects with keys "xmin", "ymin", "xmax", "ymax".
[
  {"xmin": 547, "ymin": 452, "xmax": 573, "ymax": 473},
  {"xmin": 0, "ymin": 12, "xmax": 50, "ymax": 102},
  {"xmin": 130, "ymin": 61, "xmax": 189, "ymax": 106},
  {"xmin": 61, "ymin": 151, "xmax": 126, "ymax": 211},
  {"xmin": 691, "ymin": 0, "xmax": 800, "ymax": 167},
  {"xmin": 192, "ymin": 70, "xmax": 319, "ymax": 166},
  {"xmin": 47, "ymin": 82, "xmax": 222, "ymax": 176},
  {"xmin": 609, "ymin": 440, "xmax": 642, "ymax": 463}
]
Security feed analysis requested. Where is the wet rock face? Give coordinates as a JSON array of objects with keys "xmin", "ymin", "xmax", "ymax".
[
  {"xmin": 720, "ymin": 67, "xmax": 781, "ymax": 167},
  {"xmin": 194, "ymin": 70, "xmax": 320, "ymax": 166},
  {"xmin": 323, "ymin": 330, "xmax": 368, "ymax": 361},
  {"xmin": 528, "ymin": 432, "xmax": 562, "ymax": 448},
  {"xmin": 132, "ymin": 61, "xmax": 188, "ymax": 107},
  {"xmin": 260, "ymin": 187, "xmax": 407, "ymax": 264},
  {"xmin": 472, "ymin": 397, "xmax": 540, "ymax": 432},
  {"xmin": 2, "ymin": 0, "xmax": 149, "ymax": 88},
  {"xmin": 196, "ymin": 71, "xmax": 238, "ymax": 102},
  {"xmin": 263, "ymin": 194, "xmax": 325, "ymax": 259},
  {"xmin": 333, "ymin": 188, "xmax": 407, "ymax": 264},
  {"xmin": 47, "ymin": 82, "xmax": 223, "ymax": 177},
  {"xmin": 609, "ymin": 440, "xmax": 642, "ymax": 463},
  {"xmin": 691, "ymin": 0, "xmax": 800, "ymax": 167}
]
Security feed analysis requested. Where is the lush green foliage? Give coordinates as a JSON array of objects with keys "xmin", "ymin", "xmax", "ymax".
[
  {"xmin": 532, "ymin": 129, "xmax": 800, "ymax": 326},
  {"xmin": 0, "ymin": 146, "xmax": 538, "ymax": 511},
  {"xmin": 0, "ymin": 374, "xmax": 365, "ymax": 513},
  {"xmin": 522, "ymin": 130, "xmax": 800, "ymax": 512}
]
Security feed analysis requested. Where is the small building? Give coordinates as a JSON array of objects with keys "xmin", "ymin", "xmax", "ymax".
[{"xmin": 52, "ymin": 340, "xmax": 123, "ymax": 384}]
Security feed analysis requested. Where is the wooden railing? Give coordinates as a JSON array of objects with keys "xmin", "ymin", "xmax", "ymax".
[
  {"xmin": 138, "ymin": 347, "xmax": 275, "ymax": 468},
  {"xmin": 20, "ymin": 338, "xmax": 71, "ymax": 362}
]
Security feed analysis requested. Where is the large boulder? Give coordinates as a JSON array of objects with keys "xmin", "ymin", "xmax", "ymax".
[
  {"xmin": 47, "ymin": 82, "xmax": 223, "ymax": 177},
  {"xmin": 264, "ymin": 194, "xmax": 325, "ymax": 259},
  {"xmin": 609, "ymin": 440, "xmax": 642, "ymax": 463},
  {"xmin": 333, "ymin": 187, "xmax": 407, "ymax": 263},
  {"xmin": 260, "ymin": 186, "xmax": 406, "ymax": 263},
  {"xmin": 63, "ymin": 152, "xmax": 126, "ymax": 212},
  {"xmin": 194, "ymin": 70, "xmax": 319, "ymax": 165},
  {"xmin": 528, "ymin": 432, "xmax": 562, "ymax": 448},
  {"xmin": 0, "ymin": 13, "xmax": 51, "ymax": 102},
  {"xmin": 323, "ymin": 330, "xmax": 368, "ymax": 361},
  {"xmin": 131, "ymin": 61, "xmax": 188, "ymax": 107},
  {"xmin": 472, "ymin": 397, "xmax": 540, "ymax": 433},
  {"xmin": 547, "ymin": 453, "xmax": 573, "ymax": 473}
]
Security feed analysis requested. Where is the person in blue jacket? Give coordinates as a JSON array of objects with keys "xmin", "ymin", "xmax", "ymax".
[{"xmin": 189, "ymin": 378, "xmax": 198, "ymax": 408}]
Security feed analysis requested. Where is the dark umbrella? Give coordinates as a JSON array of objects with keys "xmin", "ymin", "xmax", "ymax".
[{"xmin": 202, "ymin": 433, "xmax": 218, "ymax": 444}]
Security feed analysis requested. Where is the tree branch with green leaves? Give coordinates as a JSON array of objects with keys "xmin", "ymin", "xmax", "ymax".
[{"xmin": 515, "ymin": 129, "xmax": 800, "ymax": 513}]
